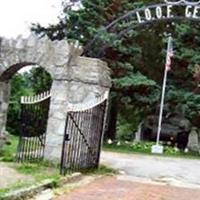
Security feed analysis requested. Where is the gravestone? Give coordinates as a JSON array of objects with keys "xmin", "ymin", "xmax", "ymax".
[{"xmin": 187, "ymin": 127, "xmax": 199, "ymax": 152}]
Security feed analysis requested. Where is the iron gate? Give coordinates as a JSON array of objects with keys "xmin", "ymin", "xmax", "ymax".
[
  {"xmin": 16, "ymin": 91, "xmax": 51, "ymax": 162},
  {"xmin": 60, "ymin": 99, "xmax": 108, "ymax": 175}
]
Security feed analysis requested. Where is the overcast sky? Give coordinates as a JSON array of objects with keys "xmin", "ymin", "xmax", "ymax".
[{"xmin": 0, "ymin": 0, "xmax": 62, "ymax": 38}]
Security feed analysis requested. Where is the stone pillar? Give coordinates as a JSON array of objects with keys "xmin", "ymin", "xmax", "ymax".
[
  {"xmin": 44, "ymin": 80, "xmax": 68, "ymax": 161},
  {"xmin": 44, "ymin": 57, "xmax": 111, "ymax": 162},
  {"xmin": 0, "ymin": 81, "xmax": 10, "ymax": 136}
]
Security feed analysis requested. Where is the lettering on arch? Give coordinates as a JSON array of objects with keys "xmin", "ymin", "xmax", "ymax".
[
  {"xmin": 165, "ymin": 0, "xmax": 200, "ymax": 5},
  {"xmin": 135, "ymin": 1, "xmax": 200, "ymax": 24}
]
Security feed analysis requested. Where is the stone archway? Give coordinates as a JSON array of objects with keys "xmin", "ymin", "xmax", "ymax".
[{"xmin": 0, "ymin": 34, "xmax": 111, "ymax": 161}]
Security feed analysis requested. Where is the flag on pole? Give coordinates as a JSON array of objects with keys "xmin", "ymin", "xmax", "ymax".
[
  {"xmin": 165, "ymin": 37, "xmax": 174, "ymax": 71},
  {"xmin": 153, "ymin": 36, "xmax": 174, "ymax": 154}
]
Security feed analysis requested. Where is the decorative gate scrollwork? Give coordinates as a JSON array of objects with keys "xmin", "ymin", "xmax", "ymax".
[{"xmin": 16, "ymin": 91, "xmax": 51, "ymax": 162}]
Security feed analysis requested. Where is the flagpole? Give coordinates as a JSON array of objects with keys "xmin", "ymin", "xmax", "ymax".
[{"xmin": 156, "ymin": 36, "xmax": 172, "ymax": 146}]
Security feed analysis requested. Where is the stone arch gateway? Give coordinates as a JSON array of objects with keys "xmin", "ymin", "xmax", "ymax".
[{"xmin": 0, "ymin": 35, "xmax": 111, "ymax": 162}]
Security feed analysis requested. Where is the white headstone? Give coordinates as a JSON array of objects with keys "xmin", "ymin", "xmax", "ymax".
[{"xmin": 187, "ymin": 127, "xmax": 199, "ymax": 152}]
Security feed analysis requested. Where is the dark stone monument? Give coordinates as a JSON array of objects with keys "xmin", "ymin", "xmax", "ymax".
[{"xmin": 141, "ymin": 104, "xmax": 192, "ymax": 150}]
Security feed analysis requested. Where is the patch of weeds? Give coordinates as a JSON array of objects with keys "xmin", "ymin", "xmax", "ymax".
[
  {"xmin": 15, "ymin": 163, "xmax": 42, "ymax": 174},
  {"xmin": 14, "ymin": 161, "xmax": 62, "ymax": 186},
  {"xmin": 0, "ymin": 162, "xmax": 62, "ymax": 198},
  {"xmin": 80, "ymin": 165, "xmax": 118, "ymax": 175},
  {"xmin": 0, "ymin": 134, "xmax": 18, "ymax": 162},
  {"xmin": 0, "ymin": 181, "xmax": 33, "ymax": 198}
]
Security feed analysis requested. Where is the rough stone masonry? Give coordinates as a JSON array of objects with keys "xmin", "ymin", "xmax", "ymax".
[{"xmin": 0, "ymin": 34, "xmax": 111, "ymax": 161}]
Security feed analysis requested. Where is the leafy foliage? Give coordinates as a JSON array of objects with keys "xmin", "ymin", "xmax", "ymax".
[
  {"xmin": 6, "ymin": 67, "xmax": 52, "ymax": 135},
  {"xmin": 32, "ymin": 0, "xmax": 200, "ymax": 140}
]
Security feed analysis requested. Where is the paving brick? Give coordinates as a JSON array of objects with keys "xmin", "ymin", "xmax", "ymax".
[{"xmin": 55, "ymin": 176, "xmax": 200, "ymax": 200}]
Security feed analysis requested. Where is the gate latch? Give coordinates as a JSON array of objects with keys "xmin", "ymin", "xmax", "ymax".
[{"xmin": 65, "ymin": 134, "xmax": 70, "ymax": 141}]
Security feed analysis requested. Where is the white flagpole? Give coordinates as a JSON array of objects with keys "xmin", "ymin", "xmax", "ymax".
[{"xmin": 156, "ymin": 36, "xmax": 172, "ymax": 146}]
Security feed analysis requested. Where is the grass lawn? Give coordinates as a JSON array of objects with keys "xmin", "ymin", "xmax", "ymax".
[
  {"xmin": 0, "ymin": 134, "xmax": 117, "ymax": 198},
  {"xmin": 103, "ymin": 141, "xmax": 200, "ymax": 160},
  {"xmin": 0, "ymin": 135, "xmax": 62, "ymax": 197},
  {"xmin": 0, "ymin": 134, "xmax": 19, "ymax": 162}
]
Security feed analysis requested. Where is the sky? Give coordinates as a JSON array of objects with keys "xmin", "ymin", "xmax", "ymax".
[{"xmin": 0, "ymin": 0, "xmax": 62, "ymax": 38}]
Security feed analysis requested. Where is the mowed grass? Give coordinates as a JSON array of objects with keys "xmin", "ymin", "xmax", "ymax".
[{"xmin": 103, "ymin": 141, "xmax": 200, "ymax": 160}]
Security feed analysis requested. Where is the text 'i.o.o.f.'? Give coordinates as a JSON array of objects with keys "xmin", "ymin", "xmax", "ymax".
[
  {"xmin": 136, "ymin": 5, "xmax": 174, "ymax": 23},
  {"xmin": 136, "ymin": 1, "xmax": 200, "ymax": 24}
]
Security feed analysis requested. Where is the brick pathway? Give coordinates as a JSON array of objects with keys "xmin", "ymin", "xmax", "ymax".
[{"xmin": 55, "ymin": 176, "xmax": 200, "ymax": 200}]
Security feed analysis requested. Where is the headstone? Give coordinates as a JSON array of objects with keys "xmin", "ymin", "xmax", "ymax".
[
  {"xmin": 134, "ymin": 122, "xmax": 142, "ymax": 142},
  {"xmin": 187, "ymin": 127, "xmax": 199, "ymax": 152}
]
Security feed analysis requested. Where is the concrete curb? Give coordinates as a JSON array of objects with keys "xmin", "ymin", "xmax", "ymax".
[{"xmin": 0, "ymin": 173, "xmax": 82, "ymax": 200}]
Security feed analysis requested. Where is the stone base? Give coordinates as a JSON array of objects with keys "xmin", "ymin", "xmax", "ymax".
[{"xmin": 151, "ymin": 145, "xmax": 164, "ymax": 154}]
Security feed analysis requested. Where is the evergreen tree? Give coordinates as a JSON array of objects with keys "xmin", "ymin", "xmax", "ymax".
[{"xmin": 32, "ymin": 0, "xmax": 200, "ymax": 140}]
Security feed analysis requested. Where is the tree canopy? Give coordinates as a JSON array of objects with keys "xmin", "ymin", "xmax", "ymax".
[{"xmin": 32, "ymin": 0, "xmax": 200, "ymax": 140}]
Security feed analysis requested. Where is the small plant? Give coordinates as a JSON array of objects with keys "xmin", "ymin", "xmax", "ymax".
[{"xmin": 80, "ymin": 165, "xmax": 118, "ymax": 175}]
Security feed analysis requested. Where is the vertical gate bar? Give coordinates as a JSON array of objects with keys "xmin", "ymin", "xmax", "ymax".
[
  {"xmin": 70, "ymin": 112, "xmax": 78, "ymax": 171},
  {"xmin": 89, "ymin": 105, "xmax": 97, "ymax": 168},
  {"xmin": 96, "ymin": 101, "xmax": 107, "ymax": 168},
  {"xmin": 81, "ymin": 111, "xmax": 87, "ymax": 169},
  {"xmin": 71, "ymin": 112, "xmax": 79, "ymax": 172},
  {"xmin": 93, "ymin": 104, "xmax": 102, "ymax": 167},
  {"xmin": 60, "ymin": 114, "xmax": 69, "ymax": 175},
  {"xmin": 74, "ymin": 111, "xmax": 82, "ymax": 171},
  {"xmin": 68, "ymin": 112, "xmax": 75, "ymax": 173},
  {"xmin": 77, "ymin": 111, "xmax": 84, "ymax": 171},
  {"xmin": 79, "ymin": 111, "xmax": 85, "ymax": 170},
  {"xmin": 85, "ymin": 109, "xmax": 91, "ymax": 168},
  {"xmin": 77, "ymin": 112, "xmax": 83, "ymax": 171},
  {"xmin": 37, "ymin": 102, "xmax": 41, "ymax": 160},
  {"xmin": 16, "ymin": 102, "xmax": 24, "ymax": 162},
  {"xmin": 66, "ymin": 113, "xmax": 74, "ymax": 174},
  {"xmin": 22, "ymin": 103, "xmax": 28, "ymax": 162},
  {"xmin": 93, "ymin": 103, "xmax": 102, "ymax": 166},
  {"xmin": 71, "ymin": 112, "xmax": 78, "ymax": 172},
  {"xmin": 87, "ymin": 108, "xmax": 93, "ymax": 168},
  {"xmin": 33, "ymin": 103, "xmax": 37, "ymax": 161},
  {"xmin": 23, "ymin": 104, "xmax": 28, "ymax": 162},
  {"xmin": 66, "ymin": 113, "xmax": 73, "ymax": 174},
  {"xmin": 39, "ymin": 101, "xmax": 43, "ymax": 160}
]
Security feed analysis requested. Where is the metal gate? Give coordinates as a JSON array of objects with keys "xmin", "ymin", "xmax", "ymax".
[
  {"xmin": 16, "ymin": 91, "xmax": 51, "ymax": 162},
  {"xmin": 60, "ymin": 93, "xmax": 109, "ymax": 175}
]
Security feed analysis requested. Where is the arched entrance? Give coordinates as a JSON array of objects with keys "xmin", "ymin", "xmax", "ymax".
[
  {"xmin": 0, "ymin": 63, "xmax": 53, "ymax": 138},
  {"xmin": 0, "ymin": 35, "xmax": 112, "ymax": 164}
]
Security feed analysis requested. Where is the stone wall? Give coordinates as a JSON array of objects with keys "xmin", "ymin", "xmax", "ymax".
[
  {"xmin": 0, "ymin": 82, "xmax": 10, "ymax": 137},
  {"xmin": 0, "ymin": 35, "xmax": 111, "ymax": 162}
]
